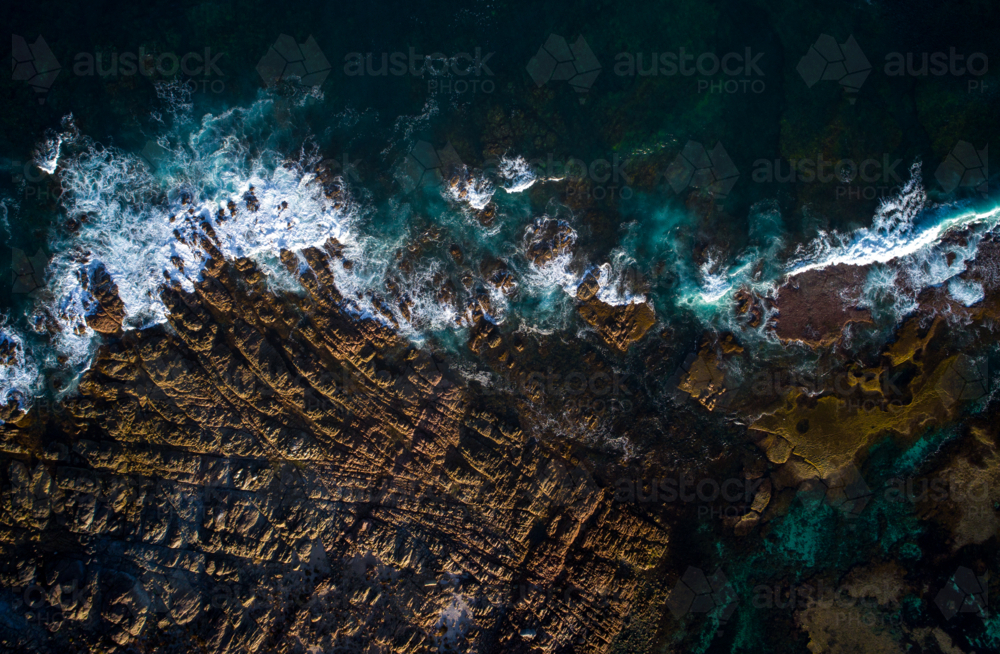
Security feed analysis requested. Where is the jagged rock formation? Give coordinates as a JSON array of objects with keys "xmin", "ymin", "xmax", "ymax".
[
  {"xmin": 0, "ymin": 230, "xmax": 668, "ymax": 653},
  {"xmin": 525, "ymin": 219, "xmax": 575, "ymax": 268},
  {"xmin": 81, "ymin": 264, "xmax": 127, "ymax": 335},
  {"xmin": 577, "ymin": 299, "xmax": 656, "ymax": 355}
]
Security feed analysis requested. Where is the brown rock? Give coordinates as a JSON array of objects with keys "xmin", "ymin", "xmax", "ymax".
[
  {"xmin": 0, "ymin": 241, "xmax": 668, "ymax": 653},
  {"xmin": 82, "ymin": 263, "xmax": 126, "ymax": 334},
  {"xmin": 576, "ymin": 272, "xmax": 600, "ymax": 301},
  {"xmin": 526, "ymin": 218, "xmax": 575, "ymax": 267},
  {"xmin": 772, "ymin": 264, "xmax": 873, "ymax": 346},
  {"xmin": 577, "ymin": 297, "xmax": 655, "ymax": 353}
]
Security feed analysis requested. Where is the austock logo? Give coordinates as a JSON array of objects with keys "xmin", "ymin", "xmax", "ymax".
[
  {"xmin": 9, "ymin": 157, "xmax": 52, "ymax": 202},
  {"xmin": 795, "ymin": 464, "xmax": 872, "ymax": 520},
  {"xmin": 397, "ymin": 140, "xmax": 464, "ymax": 193},
  {"xmin": 11, "ymin": 35, "xmax": 61, "ymax": 104},
  {"xmin": 614, "ymin": 476, "xmax": 765, "ymax": 504},
  {"xmin": 319, "ymin": 153, "xmax": 363, "ymax": 184},
  {"xmin": 70, "ymin": 47, "xmax": 225, "ymax": 94},
  {"xmin": 513, "ymin": 368, "xmax": 634, "ymax": 413},
  {"xmin": 751, "ymin": 577, "xmax": 905, "ymax": 629},
  {"xmin": 935, "ymin": 141, "xmax": 988, "ymax": 197},
  {"xmin": 614, "ymin": 474, "xmax": 765, "ymax": 522},
  {"xmin": 530, "ymin": 153, "xmax": 634, "ymax": 200},
  {"xmin": 667, "ymin": 567, "xmax": 738, "ymax": 623},
  {"xmin": 935, "ymin": 354, "xmax": 990, "ymax": 407},
  {"xmin": 796, "ymin": 34, "xmax": 871, "ymax": 102},
  {"xmin": 935, "ymin": 567, "xmax": 989, "ymax": 621},
  {"xmin": 749, "ymin": 357, "xmax": 989, "ymax": 414},
  {"xmin": 13, "ymin": 35, "xmax": 226, "ymax": 100},
  {"xmin": 614, "ymin": 47, "xmax": 765, "ymax": 94},
  {"xmin": 750, "ymin": 367, "xmax": 909, "ymax": 407},
  {"xmin": 526, "ymin": 34, "xmax": 602, "ymax": 103},
  {"xmin": 885, "ymin": 48, "xmax": 988, "ymax": 92},
  {"xmin": 798, "ymin": 34, "xmax": 987, "ymax": 101},
  {"xmin": 751, "ymin": 152, "xmax": 904, "ymax": 201},
  {"xmin": 343, "ymin": 46, "xmax": 495, "ymax": 96},
  {"xmin": 15, "ymin": 573, "xmax": 99, "ymax": 631},
  {"xmin": 12, "ymin": 247, "xmax": 48, "ymax": 294},
  {"xmin": 257, "ymin": 34, "xmax": 332, "ymax": 88},
  {"xmin": 140, "ymin": 140, "xmax": 170, "ymax": 172},
  {"xmin": 664, "ymin": 140, "xmax": 740, "ymax": 198},
  {"xmin": 884, "ymin": 473, "xmax": 991, "ymax": 507}
]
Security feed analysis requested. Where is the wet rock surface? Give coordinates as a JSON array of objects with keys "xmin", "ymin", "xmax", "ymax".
[
  {"xmin": 577, "ymin": 298, "xmax": 656, "ymax": 354},
  {"xmin": 0, "ymin": 236, "xmax": 668, "ymax": 654},
  {"xmin": 81, "ymin": 264, "xmax": 127, "ymax": 335},
  {"xmin": 525, "ymin": 219, "xmax": 575, "ymax": 268},
  {"xmin": 772, "ymin": 264, "xmax": 873, "ymax": 345}
]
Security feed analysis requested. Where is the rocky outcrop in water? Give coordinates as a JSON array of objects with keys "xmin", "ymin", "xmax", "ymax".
[{"xmin": 772, "ymin": 264, "xmax": 872, "ymax": 346}]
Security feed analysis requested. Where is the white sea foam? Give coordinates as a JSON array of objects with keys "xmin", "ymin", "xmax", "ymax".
[
  {"xmin": 33, "ymin": 115, "xmax": 77, "ymax": 174},
  {"xmin": 499, "ymin": 155, "xmax": 537, "ymax": 193},
  {"xmin": 0, "ymin": 327, "xmax": 39, "ymax": 421},
  {"xmin": 949, "ymin": 278, "xmax": 985, "ymax": 307},
  {"xmin": 788, "ymin": 165, "xmax": 1000, "ymax": 277},
  {"xmin": 434, "ymin": 593, "xmax": 473, "ymax": 649},
  {"xmin": 442, "ymin": 168, "xmax": 495, "ymax": 211},
  {"xmin": 26, "ymin": 100, "xmax": 368, "ymax": 386},
  {"xmin": 588, "ymin": 246, "xmax": 649, "ymax": 307},
  {"xmin": 16, "ymin": 97, "xmax": 1000, "ymax": 420},
  {"xmin": 858, "ymin": 265, "xmax": 918, "ymax": 321},
  {"xmin": 522, "ymin": 219, "xmax": 579, "ymax": 294},
  {"xmin": 697, "ymin": 253, "xmax": 734, "ymax": 304}
]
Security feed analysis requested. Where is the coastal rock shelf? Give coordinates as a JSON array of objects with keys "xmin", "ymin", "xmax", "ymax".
[{"xmin": 0, "ymin": 235, "xmax": 668, "ymax": 653}]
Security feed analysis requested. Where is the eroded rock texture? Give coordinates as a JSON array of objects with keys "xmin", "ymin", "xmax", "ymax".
[{"xmin": 0, "ymin": 234, "xmax": 667, "ymax": 653}]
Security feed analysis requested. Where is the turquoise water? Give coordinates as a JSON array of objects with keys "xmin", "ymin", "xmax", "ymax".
[
  {"xmin": 2, "ymin": 82, "xmax": 1000, "ymax": 415},
  {"xmin": 5, "ymin": 88, "xmax": 1000, "ymax": 412}
]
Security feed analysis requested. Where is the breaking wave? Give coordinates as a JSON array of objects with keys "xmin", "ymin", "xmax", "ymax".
[{"xmin": 2, "ymin": 98, "xmax": 999, "ymax": 421}]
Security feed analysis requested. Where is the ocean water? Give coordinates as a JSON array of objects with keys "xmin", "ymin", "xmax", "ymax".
[
  {"xmin": 3, "ymin": 1, "xmax": 999, "ymax": 420},
  {"xmin": 2, "ymin": 86, "xmax": 998, "ymax": 418}
]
